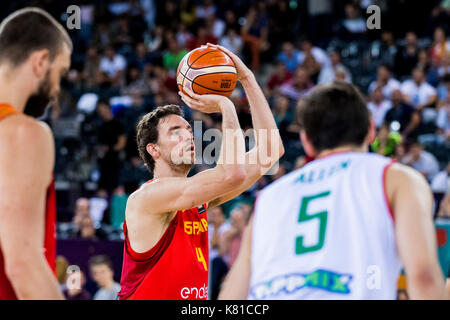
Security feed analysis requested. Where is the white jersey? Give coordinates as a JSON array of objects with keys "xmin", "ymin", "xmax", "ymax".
[{"xmin": 249, "ymin": 152, "xmax": 402, "ymax": 300}]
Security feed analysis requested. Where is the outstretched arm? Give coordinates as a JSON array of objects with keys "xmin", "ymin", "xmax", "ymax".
[
  {"xmin": 131, "ymin": 93, "xmax": 246, "ymax": 217},
  {"xmin": 386, "ymin": 163, "xmax": 447, "ymax": 299},
  {"xmin": 207, "ymin": 44, "xmax": 285, "ymax": 208}
]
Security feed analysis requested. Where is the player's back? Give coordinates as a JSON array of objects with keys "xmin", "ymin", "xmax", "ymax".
[{"xmin": 249, "ymin": 152, "xmax": 402, "ymax": 300}]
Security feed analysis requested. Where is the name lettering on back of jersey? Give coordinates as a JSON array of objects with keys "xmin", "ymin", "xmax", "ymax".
[
  {"xmin": 295, "ymin": 160, "xmax": 351, "ymax": 184},
  {"xmin": 184, "ymin": 218, "xmax": 208, "ymax": 235},
  {"xmin": 250, "ymin": 269, "xmax": 352, "ymax": 299}
]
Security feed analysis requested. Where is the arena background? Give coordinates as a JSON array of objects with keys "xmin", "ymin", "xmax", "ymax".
[{"xmin": 1, "ymin": 0, "xmax": 449, "ymax": 300}]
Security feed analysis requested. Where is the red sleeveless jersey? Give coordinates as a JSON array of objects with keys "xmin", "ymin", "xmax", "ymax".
[
  {"xmin": 118, "ymin": 181, "xmax": 209, "ymax": 300},
  {"xmin": 0, "ymin": 104, "xmax": 57, "ymax": 300}
]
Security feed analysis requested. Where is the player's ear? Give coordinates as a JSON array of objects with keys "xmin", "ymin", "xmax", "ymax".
[
  {"xmin": 30, "ymin": 49, "xmax": 51, "ymax": 79},
  {"xmin": 365, "ymin": 117, "xmax": 376, "ymax": 145},
  {"xmin": 146, "ymin": 143, "xmax": 159, "ymax": 159},
  {"xmin": 300, "ymin": 131, "xmax": 316, "ymax": 158}
]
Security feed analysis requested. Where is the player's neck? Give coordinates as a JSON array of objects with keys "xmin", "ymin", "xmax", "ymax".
[
  {"xmin": 316, "ymin": 145, "xmax": 367, "ymax": 159},
  {"xmin": 153, "ymin": 162, "xmax": 190, "ymax": 179},
  {"xmin": 0, "ymin": 65, "xmax": 33, "ymax": 112}
]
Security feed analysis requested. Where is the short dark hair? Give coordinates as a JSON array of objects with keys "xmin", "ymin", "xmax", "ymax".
[
  {"xmin": 136, "ymin": 105, "xmax": 184, "ymax": 172},
  {"xmin": 88, "ymin": 255, "xmax": 113, "ymax": 271},
  {"xmin": 296, "ymin": 82, "xmax": 370, "ymax": 153},
  {"xmin": 0, "ymin": 7, "xmax": 73, "ymax": 66}
]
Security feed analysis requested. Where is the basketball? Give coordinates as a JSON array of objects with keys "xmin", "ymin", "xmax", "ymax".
[{"xmin": 177, "ymin": 47, "xmax": 237, "ymax": 97}]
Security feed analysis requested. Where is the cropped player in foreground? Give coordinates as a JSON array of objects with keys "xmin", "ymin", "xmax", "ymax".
[
  {"xmin": 118, "ymin": 44, "xmax": 284, "ymax": 300},
  {"xmin": 0, "ymin": 8, "xmax": 71, "ymax": 299},
  {"xmin": 219, "ymin": 82, "xmax": 448, "ymax": 300}
]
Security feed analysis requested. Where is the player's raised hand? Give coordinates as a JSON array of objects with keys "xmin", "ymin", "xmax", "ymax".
[
  {"xmin": 205, "ymin": 43, "xmax": 253, "ymax": 82},
  {"xmin": 179, "ymin": 87, "xmax": 231, "ymax": 114}
]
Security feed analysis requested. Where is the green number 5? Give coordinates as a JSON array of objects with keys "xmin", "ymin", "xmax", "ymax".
[{"xmin": 295, "ymin": 191, "xmax": 330, "ymax": 255}]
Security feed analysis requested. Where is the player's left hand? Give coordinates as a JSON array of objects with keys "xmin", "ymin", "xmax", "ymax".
[
  {"xmin": 205, "ymin": 43, "xmax": 253, "ymax": 82},
  {"xmin": 179, "ymin": 87, "xmax": 229, "ymax": 114}
]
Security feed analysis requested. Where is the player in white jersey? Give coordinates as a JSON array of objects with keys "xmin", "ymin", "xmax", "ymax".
[{"xmin": 219, "ymin": 82, "xmax": 448, "ymax": 300}]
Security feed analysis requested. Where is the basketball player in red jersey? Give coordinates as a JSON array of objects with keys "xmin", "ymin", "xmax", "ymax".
[
  {"xmin": 0, "ymin": 8, "xmax": 72, "ymax": 299},
  {"xmin": 118, "ymin": 44, "xmax": 285, "ymax": 300}
]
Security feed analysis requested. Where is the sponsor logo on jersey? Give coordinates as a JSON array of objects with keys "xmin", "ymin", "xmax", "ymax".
[
  {"xmin": 250, "ymin": 269, "xmax": 352, "ymax": 299},
  {"xmin": 180, "ymin": 283, "xmax": 208, "ymax": 299},
  {"xmin": 197, "ymin": 204, "xmax": 206, "ymax": 214}
]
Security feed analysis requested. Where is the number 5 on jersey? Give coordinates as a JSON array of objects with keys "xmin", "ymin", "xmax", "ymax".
[{"xmin": 296, "ymin": 191, "xmax": 330, "ymax": 255}]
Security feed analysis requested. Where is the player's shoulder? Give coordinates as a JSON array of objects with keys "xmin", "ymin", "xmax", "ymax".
[
  {"xmin": 1, "ymin": 115, "xmax": 53, "ymax": 153},
  {"xmin": 385, "ymin": 162, "xmax": 429, "ymax": 187},
  {"xmin": 127, "ymin": 179, "xmax": 159, "ymax": 208}
]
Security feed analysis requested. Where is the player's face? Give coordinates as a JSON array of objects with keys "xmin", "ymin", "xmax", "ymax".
[
  {"xmin": 158, "ymin": 115, "xmax": 195, "ymax": 170},
  {"xmin": 24, "ymin": 44, "xmax": 71, "ymax": 118}
]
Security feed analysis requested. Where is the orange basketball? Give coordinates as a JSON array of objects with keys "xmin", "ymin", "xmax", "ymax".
[{"xmin": 177, "ymin": 47, "xmax": 237, "ymax": 97}]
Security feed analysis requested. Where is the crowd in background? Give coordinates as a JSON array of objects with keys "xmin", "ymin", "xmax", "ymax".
[{"xmin": 1, "ymin": 0, "xmax": 449, "ymax": 300}]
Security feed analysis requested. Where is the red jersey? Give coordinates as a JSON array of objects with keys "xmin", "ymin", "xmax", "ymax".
[
  {"xmin": 118, "ymin": 181, "xmax": 209, "ymax": 300},
  {"xmin": 0, "ymin": 104, "xmax": 57, "ymax": 300}
]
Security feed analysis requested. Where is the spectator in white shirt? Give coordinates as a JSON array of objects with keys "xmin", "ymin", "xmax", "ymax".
[
  {"xmin": 99, "ymin": 46, "xmax": 127, "ymax": 87},
  {"xmin": 219, "ymin": 27, "xmax": 243, "ymax": 56},
  {"xmin": 367, "ymin": 87, "xmax": 392, "ymax": 128},
  {"xmin": 298, "ymin": 39, "xmax": 330, "ymax": 82},
  {"xmin": 402, "ymin": 141, "xmax": 440, "ymax": 182},
  {"xmin": 368, "ymin": 65, "xmax": 401, "ymax": 99},
  {"xmin": 89, "ymin": 255, "xmax": 121, "ymax": 300},
  {"xmin": 318, "ymin": 50, "xmax": 352, "ymax": 84},
  {"xmin": 401, "ymin": 68, "xmax": 438, "ymax": 110}
]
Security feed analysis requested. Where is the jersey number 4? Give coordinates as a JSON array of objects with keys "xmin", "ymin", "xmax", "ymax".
[{"xmin": 295, "ymin": 191, "xmax": 330, "ymax": 255}]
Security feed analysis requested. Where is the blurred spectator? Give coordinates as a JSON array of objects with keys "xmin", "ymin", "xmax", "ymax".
[
  {"xmin": 379, "ymin": 31, "xmax": 398, "ymax": 67},
  {"xmin": 430, "ymin": 26, "xmax": 450, "ymax": 66},
  {"xmin": 384, "ymin": 89, "xmax": 420, "ymax": 138},
  {"xmin": 196, "ymin": 0, "xmax": 216, "ymax": 19},
  {"xmin": 99, "ymin": 46, "xmax": 127, "ymax": 87},
  {"xmin": 436, "ymin": 87, "xmax": 450, "ymax": 140},
  {"xmin": 219, "ymin": 203, "xmax": 252, "ymax": 269},
  {"xmin": 368, "ymin": 65, "xmax": 401, "ymax": 100},
  {"xmin": 77, "ymin": 215, "xmax": 108, "ymax": 240},
  {"xmin": 371, "ymin": 123, "xmax": 402, "ymax": 157},
  {"xmin": 187, "ymin": 24, "xmax": 218, "ymax": 51},
  {"xmin": 176, "ymin": 23, "xmax": 194, "ymax": 49},
  {"xmin": 402, "ymin": 141, "xmax": 440, "ymax": 182},
  {"xmin": 240, "ymin": 5, "xmax": 269, "ymax": 72},
  {"xmin": 280, "ymin": 67, "xmax": 314, "ymax": 100},
  {"xmin": 70, "ymin": 197, "xmax": 91, "ymax": 237},
  {"xmin": 306, "ymin": 0, "xmax": 333, "ymax": 45},
  {"xmin": 265, "ymin": 62, "xmax": 293, "ymax": 98},
  {"xmin": 56, "ymin": 256, "xmax": 70, "ymax": 291},
  {"xmin": 208, "ymin": 206, "xmax": 231, "ymax": 300},
  {"xmin": 63, "ymin": 270, "xmax": 91, "ymax": 300},
  {"xmin": 437, "ymin": 51, "xmax": 450, "ymax": 78},
  {"xmin": 163, "ymin": 38, "xmax": 188, "ymax": 73},
  {"xmin": 337, "ymin": 3, "xmax": 367, "ymax": 41},
  {"xmin": 277, "ymin": 41, "xmax": 301, "ymax": 73},
  {"xmin": 394, "ymin": 31, "xmax": 419, "ymax": 79},
  {"xmin": 298, "ymin": 39, "xmax": 330, "ymax": 83},
  {"xmin": 89, "ymin": 255, "xmax": 121, "ymax": 300},
  {"xmin": 96, "ymin": 101, "xmax": 127, "ymax": 194},
  {"xmin": 206, "ymin": 13, "xmax": 226, "ymax": 39},
  {"xmin": 81, "ymin": 46, "xmax": 101, "ymax": 89},
  {"xmin": 318, "ymin": 50, "xmax": 352, "ymax": 84},
  {"xmin": 401, "ymin": 68, "xmax": 438, "ymax": 110},
  {"xmin": 367, "ymin": 87, "xmax": 392, "ymax": 128},
  {"xmin": 431, "ymin": 163, "xmax": 450, "ymax": 194},
  {"xmin": 417, "ymin": 49, "xmax": 440, "ymax": 87},
  {"xmin": 121, "ymin": 65, "xmax": 151, "ymax": 97},
  {"xmin": 219, "ymin": 27, "xmax": 243, "ymax": 56},
  {"xmin": 273, "ymin": 94, "xmax": 296, "ymax": 141},
  {"xmin": 437, "ymin": 193, "xmax": 450, "ymax": 218}
]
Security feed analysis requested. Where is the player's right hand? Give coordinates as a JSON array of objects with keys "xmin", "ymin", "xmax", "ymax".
[
  {"xmin": 179, "ymin": 87, "xmax": 232, "ymax": 114},
  {"xmin": 205, "ymin": 43, "xmax": 253, "ymax": 82}
]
